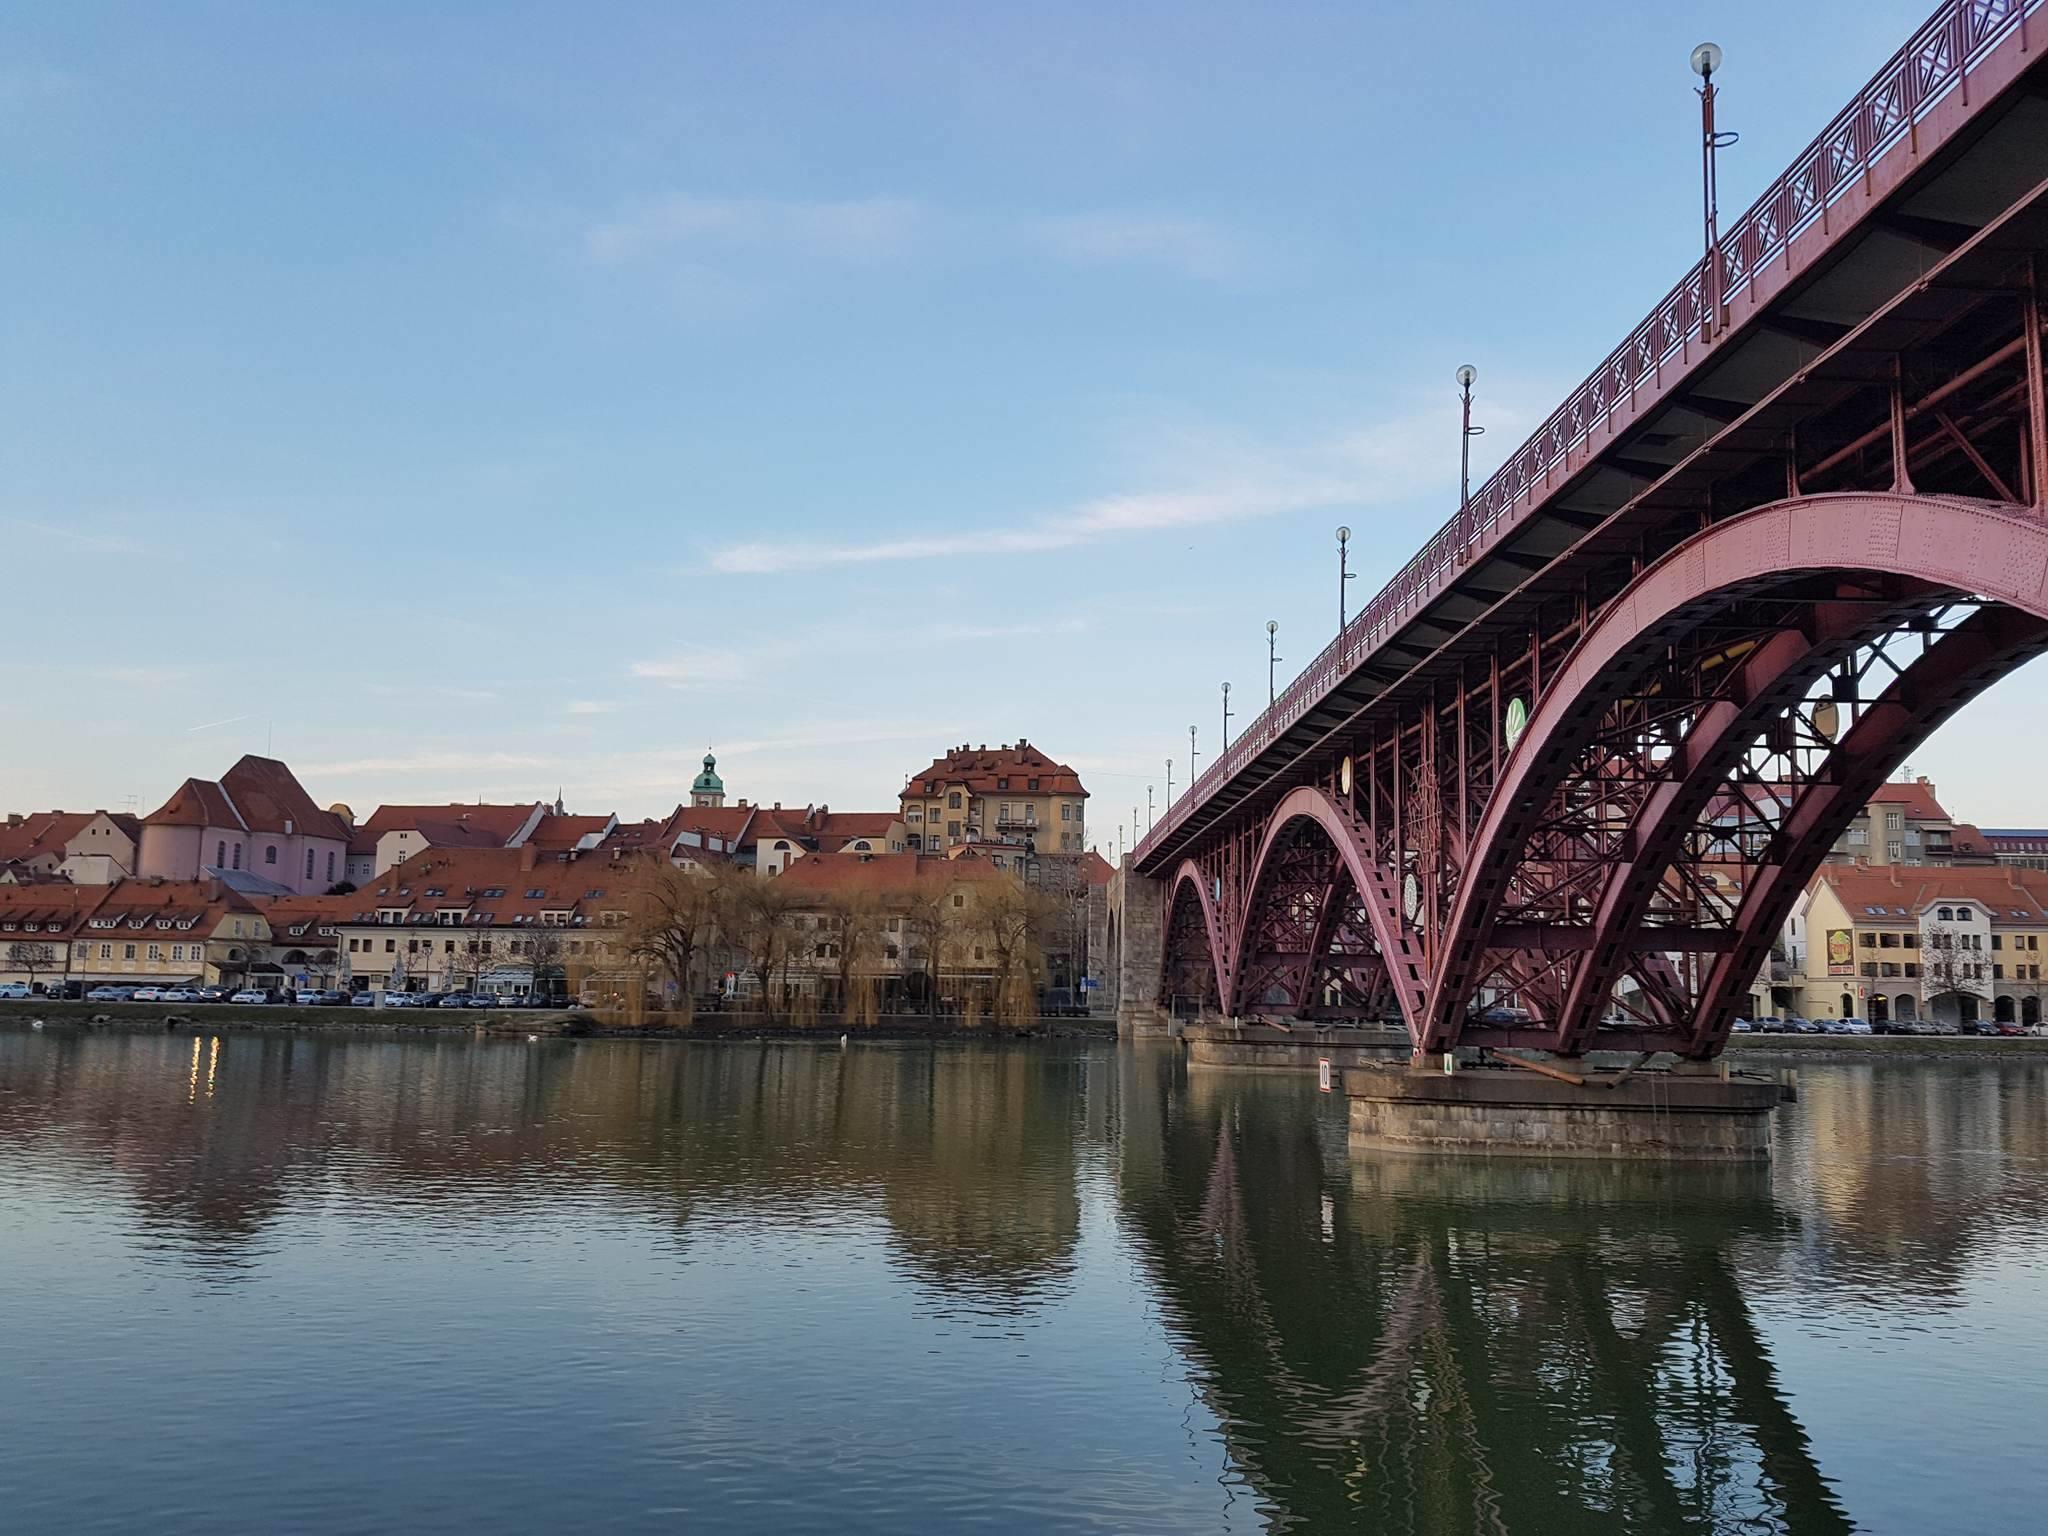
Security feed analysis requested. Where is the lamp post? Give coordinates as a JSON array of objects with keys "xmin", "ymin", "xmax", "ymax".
[
  {"xmin": 1147, "ymin": 784, "xmax": 1154, "ymax": 833},
  {"xmin": 1456, "ymin": 364, "xmax": 1483, "ymax": 551},
  {"xmin": 1221, "ymin": 681, "xmax": 1233, "ymax": 750},
  {"xmin": 1692, "ymin": 43, "xmax": 1736, "ymax": 338},
  {"xmin": 1165, "ymin": 757, "xmax": 1174, "ymax": 809},
  {"xmin": 1189, "ymin": 724, "xmax": 1199, "ymax": 789},
  {"xmin": 1266, "ymin": 619, "xmax": 1280, "ymax": 706},
  {"xmin": 1337, "ymin": 525, "xmax": 1354, "ymax": 631}
]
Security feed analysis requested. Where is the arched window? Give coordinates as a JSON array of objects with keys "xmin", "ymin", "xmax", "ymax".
[
  {"xmin": 216, "ymin": 841, "xmax": 226, "ymax": 867},
  {"xmin": 265, "ymin": 845, "xmax": 278, "ymax": 865},
  {"xmin": 1938, "ymin": 907, "xmax": 1954, "ymax": 922},
  {"xmin": 231, "ymin": 844, "xmax": 242, "ymax": 870},
  {"xmin": 305, "ymin": 849, "xmax": 315, "ymax": 880},
  {"xmin": 326, "ymin": 851, "xmax": 336, "ymax": 882}
]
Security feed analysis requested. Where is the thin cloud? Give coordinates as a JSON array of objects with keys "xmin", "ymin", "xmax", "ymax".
[
  {"xmin": 586, "ymin": 195, "xmax": 924, "ymax": 266},
  {"xmin": 301, "ymin": 750, "xmax": 554, "ymax": 778},
  {"xmin": 565, "ymin": 700, "xmax": 618, "ymax": 716},
  {"xmin": 1029, "ymin": 211, "xmax": 1251, "ymax": 281},
  {"xmin": 185, "ymin": 714, "xmax": 251, "ymax": 734},
  {"xmin": 629, "ymin": 650, "xmax": 748, "ymax": 688}
]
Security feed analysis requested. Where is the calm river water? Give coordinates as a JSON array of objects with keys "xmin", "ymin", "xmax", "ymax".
[{"xmin": 2, "ymin": 1028, "xmax": 2045, "ymax": 1534}]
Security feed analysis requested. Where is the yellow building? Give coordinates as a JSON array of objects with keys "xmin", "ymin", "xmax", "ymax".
[
  {"xmin": 900, "ymin": 740, "xmax": 1088, "ymax": 854},
  {"xmin": 69, "ymin": 880, "xmax": 275, "ymax": 988}
]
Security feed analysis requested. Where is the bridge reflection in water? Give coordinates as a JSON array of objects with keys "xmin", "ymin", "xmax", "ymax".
[{"xmin": 1118, "ymin": 1057, "xmax": 1851, "ymax": 1535}]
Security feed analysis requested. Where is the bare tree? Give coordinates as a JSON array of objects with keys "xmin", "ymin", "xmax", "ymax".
[
  {"xmin": 823, "ymin": 885, "xmax": 887, "ymax": 1028},
  {"xmin": 5, "ymin": 940, "xmax": 56, "ymax": 989},
  {"xmin": 725, "ymin": 870, "xmax": 797, "ymax": 1018},
  {"xmin": 972, "ymin": 877, "xmax": 1061, "ymax": 1025},
  {"xmin": 1921, "ymin": 921, "xmax": 1987, "ymax": 1024},
  {"xmin": 622, "ymin": 861, "xmax": 724, "ymax": 1020},
  {"xmin": 903, "ymin": 879, "xmax": 970, "ymax": 1017}
]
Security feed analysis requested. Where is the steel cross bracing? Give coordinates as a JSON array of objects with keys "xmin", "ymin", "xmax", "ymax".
[{"xmin": 1141, "ymin": 0, "xmax": 2048, "ymax": 1056}]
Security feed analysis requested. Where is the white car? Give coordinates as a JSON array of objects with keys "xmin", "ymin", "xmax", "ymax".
[
  {"xmin": 158, "ymin": 989, "xmax": 198, "ymax": 1003},
  {"xmin": 131, "ymin": 987, "xmax": 165, "ymax": 1002},
  {"xmin": 0, "ymin": 981, "xmax": 32, "ymax": 999},
  {"xmin": 229, "ymin": 989, "xmax": 269, "ymax": 1004}
]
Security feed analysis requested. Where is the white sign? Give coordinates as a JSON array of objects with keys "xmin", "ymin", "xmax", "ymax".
[{"xmin": 1317, "ymin": 1057, "xmax": 1333, "ymax": 1093}]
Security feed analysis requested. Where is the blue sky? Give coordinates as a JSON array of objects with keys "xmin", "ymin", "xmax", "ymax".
[{"xmin": 10, "ymin": 0, "xmax": 2040, "ymax": 846}]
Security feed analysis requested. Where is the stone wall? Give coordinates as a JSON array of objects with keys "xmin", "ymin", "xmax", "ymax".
[
  {"xmin": 1346, "ymin": 1066, "xmax": 1779, "ymax": 1161},
  {"xmin": 1110, "ymin": 860, "xmax": 1171, "ymax": 1038}
]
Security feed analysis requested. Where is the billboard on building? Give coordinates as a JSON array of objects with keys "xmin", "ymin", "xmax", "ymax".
[{"xmin": 1827, "ymin": 929, "xmax": 1854, "ymax": 976}]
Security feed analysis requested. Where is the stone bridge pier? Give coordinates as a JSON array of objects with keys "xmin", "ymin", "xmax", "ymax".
[{"xmin": 1108, "ymin": 862, "xmax": 1172, "ymax": 1038}]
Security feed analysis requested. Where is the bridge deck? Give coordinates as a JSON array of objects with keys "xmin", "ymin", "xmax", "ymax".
[{"xmin": 1137, "ymin": 0, "xmax": 2048, "ymax": 873}]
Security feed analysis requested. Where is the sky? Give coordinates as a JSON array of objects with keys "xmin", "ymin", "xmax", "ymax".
[{"xmin": 8, "ymin": 0, "xmax": 2043, "ymax": 850}]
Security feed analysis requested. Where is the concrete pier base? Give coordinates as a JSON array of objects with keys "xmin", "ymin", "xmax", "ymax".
[
  {"xmin": 1345, "ymin": 1065, "xmax": 1779, "ymax": 1162},
  {"xmin": 1184, "ymin": 1020, "xmax": 1410, "ymax": 1070}
]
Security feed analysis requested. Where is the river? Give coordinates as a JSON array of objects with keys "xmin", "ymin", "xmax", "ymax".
[{"xmin": 1, "ymin": 1027, "xmax": 2043, "ymax": 1533}]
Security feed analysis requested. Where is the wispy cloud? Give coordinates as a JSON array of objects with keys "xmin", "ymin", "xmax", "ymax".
[
  {"xmin": 629, "ymin": 650, "xmax": 748, "ymax": 688},
  {"xmin": 301, "ymin": 750, "xmax": 554, "ymax": 779},
  {"xmin": 712, "ymin": 479, "xmax": 1347, "ymax": 575},
  {"xmin": 708, "ymin": 393, "xmax": 1541, "ymax": 576},
  {"xmin": 89, "ymin": 664, "xmax": 187, "ymax": 686},
  {"xmin": 586, "ymin": 195, "xmax": 924, "ymax": 266},
  {"xmin": 565, "ymin": 700, "xmax": 617, "ymax": 716},
  {"xmin": 1028, "ymin": 211, "xmax": 1249, "ymax": 281},
  {"xmin": 14, "ymin": 520, "xmax": 146, "ymax": 555},
  {"xmin": 185, "ymin": 714, "xmax": 251, "ymax": 734},
  {"xmin": 580, "ymin": 193, "xmax": 1257, "ymax": 284}
]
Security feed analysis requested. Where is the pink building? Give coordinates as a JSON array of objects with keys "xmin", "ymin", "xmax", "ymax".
[{"xmin": 137, "ymin": 755, "xmax": 351, "ymax": 895}]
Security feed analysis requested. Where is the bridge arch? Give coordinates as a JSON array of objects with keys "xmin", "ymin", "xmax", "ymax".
[
  {"xmin": 1159, "ymin": 861, "xmax": 1225, "ymax": 1017},
  {"xmin": 1229, "ymin": 787, "xmax": 1429, "ymax": 1037},
  {"xmin": 1427, "ymin": 492, "xmax": 2048, "ymax": 1056}
]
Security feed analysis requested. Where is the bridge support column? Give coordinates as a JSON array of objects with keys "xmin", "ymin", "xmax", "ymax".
[
  {"xmin": 1110, "ymin": 862, "xmax": 1173, "ymax": 1038},
  {"xmin": 1344, "ymin": 1064, "xmax": 1779, "ymax": 1161}
]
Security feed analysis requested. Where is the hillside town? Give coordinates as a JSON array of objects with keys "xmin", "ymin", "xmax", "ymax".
[{"xmin": 0, "ymin": 741, "xmax": 1111, "ymax": 1017}]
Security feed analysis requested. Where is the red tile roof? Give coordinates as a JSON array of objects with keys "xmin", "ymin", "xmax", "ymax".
[
  {"xmin": 0, "ymin": 882, "xmax": 112, "ymax": 931},
  {"xmin": 774, "ymin": 853, "xmax": 1003, "ymax": 902},
  {"xmin": 360, "ymin": 802, "xmax": 541, "ymax": 841},
  {"xmin": 903, "ymin": 741, "xmax": 1088, "ymax": 799},
  {"xmin": 1816, "ymin": 863, "xmax": 2048, "ymax": 921},
  {"xmin": 1081, "ymin": 850, "xmax": 1114, "ymax": 887},
  {"xmin": 86, "ymin": 879, "xmax": 265, "ymax": 934},
  {"xmin": 523, "ymin": 814, "xmax": 616, "ymax": 851},
  {"xmin": 0, "ymin": 812, "xmax": 96, "ymax": 864},
  {"xmin": 142, "ymin": 757, "xmax": 349, "ymax": 843},
  {"xmin": 335, "ymin": 846, "xmax": 652, "ymax": 926},
  {"xmin": 1864, "ymin": 780, "xmax": 1950, "ymax": 822}
]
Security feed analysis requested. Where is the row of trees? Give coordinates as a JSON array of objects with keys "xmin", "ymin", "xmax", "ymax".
[{"xmin": 617, "ymin": 862, "xmax": 1070, "ymax": 1025}]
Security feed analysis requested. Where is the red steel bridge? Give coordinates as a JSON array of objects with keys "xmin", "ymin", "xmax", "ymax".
[{"xmin": 1128, "ymin": 0, "xmax": 2048, "ymax": 1059}]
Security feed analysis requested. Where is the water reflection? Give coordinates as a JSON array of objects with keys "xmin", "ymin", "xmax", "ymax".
[{"xmin": 4, "ymin": 1028, "xmax": 2048, "ymax": 1533}]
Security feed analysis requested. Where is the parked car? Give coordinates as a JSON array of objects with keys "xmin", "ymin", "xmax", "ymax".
[
  {"xmin": 1729, "ymin": 1017, "xmax": 1753, "ymax": 1032},
  {"xmin": 464, "ymin": 994, "xmax": 500, "ymax": 1009},
  {"xmin": 1477, "ymin": 1004, "xmax": 1533, "ymax": 1025},
  {"xmin": 157, "ymin": 988, "xmax": 199, "ymax": 1003},
  {"xmin": 1872, "ymin": 1016, "xmax": 1914, "ymax": 1035},
  {"xmin": 349, "ymin": 991, "xmax": 377, "ymax": 1006},
  {"xmin": 0, "ymin": 981, "xmax": 32, "ymax": 999},
  {"xmin": 191, "ymin": 986, "xmax": 228, "ymax": 1002},
  {"xmin": 229, "ymin": 989, "xmax": 271, "ymax": 1004},
  {"xmin": 293, "ymin": 990, "xmax": 323, "ymax": 1005},
  {"xmin": 437, "ymin": 993, "xmax": 475, "ymax": 1008},
  {"xmin": 1996, "ymin": 1020, "xmax": 2026, "ymax": 1037},
  {"xmin": 85, "ymin": 985, "xmax": 125, "ymax": 1001},
  {"xmin": 1836, "ymin": 1018, "xmax": 1874, "ymax": 1036}
]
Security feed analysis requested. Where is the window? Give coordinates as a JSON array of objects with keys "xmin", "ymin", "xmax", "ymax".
[
  {"xmin": 1879, "ymin": 932, "xmax": 1898, "ymax": 948},
  {"xmin": 1938, "ymin": 907, "xmax": 1955, "ymax": 922},
  {"xmin": 385, "ymin": 939, "xmax": 396, "ymax": 953},
  {"xmin": 170, "ymin": 945, "xmax": 183, "ymax": 962},
  {"xmin": 1860, "ymin": 962, "xmax": 1877, "ymax": 977},
  {"xmin": 948, "ymin": 792, "xmax": 962, "ymax": 810},
  {"xmin": 145, "ymin": 943, "xmax": 161, "ymax": 961},
  {"xmin": 265, "ymin": 845, "xmax": 278, "ymax": 865},
  {"xmin": 884, "ymin": 944, "xmax": 899, "ymax": 960},
  {"xmin": 1060, "ymin": 803, "xmax": 1071, "ymax": 821},
  {"xmin": 1027, "ymin": 778, "xmax": 1039, "ymax": 791},
  {"xmin": 1993, "ymin": 934, "xmax": 2005, "ymax": 950},
  {"xmin": 1859, "ymin": 932, "xmax": 1877, "ymax": 948},
  {"xmin": 123, "ymin": 944, "xmax": 136, "ymax": 960},
  {"xmin": 99, "ymin": 943, "xmax": 111, "ymax": 959},
  {"xmin": 232, "ymin": 844, "xmax": 242, "ymax": 870},
  {"xmin": 305, "ymin": 849, "xmax": 315, "ymax": 880},
  {"xmin": 1848, "ymin": 827, "xmax": 1869, "ymax": 845},
  {"xmin": 952, "ymin": 894, "xmax": 965, "ymax": 909},
  {"xmin": 327, "ymin": 851, "xmax": 336, "ymax": 882},
  {"xmin": 525, "ymin": 888, "xmax": 546, "ymax": 899},
  {"xmin": 216, "ymin": 841, "xmax": 226, "ymax": 867},
  {"xmin": 1886, "ymin": 811, "xmax": 1903, "ymax": 830},
  {"xmin": 974, "ymin": 945, "xmax": 985, "ymax": 961},
  {"xmin": 1995, "ymin": 964, "xmax": 2006, "ymax": 980},
  {"xmin": 1886, "ymin": 841, "xmax": 1902, "ymax": 861}
]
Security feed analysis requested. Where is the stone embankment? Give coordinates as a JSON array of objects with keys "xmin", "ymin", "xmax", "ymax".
[{"xmin": 0, "ymin": 999, "xmax": 1113, "ymax": 1042}]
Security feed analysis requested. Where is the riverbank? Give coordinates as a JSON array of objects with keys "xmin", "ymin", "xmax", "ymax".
[{"xmin": 0, "ymin": 998, "xmax": 1114, "ymax": 1042}]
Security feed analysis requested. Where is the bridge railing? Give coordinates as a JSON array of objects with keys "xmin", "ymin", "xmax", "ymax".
[{"xmin": 1135, "ymin": 0, "xmax": 2040, "ymax": 867}]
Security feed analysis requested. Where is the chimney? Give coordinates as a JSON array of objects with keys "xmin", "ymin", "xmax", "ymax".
[
  {"xmin": 284, "ymin": 818, "xmax": 294, "ymax": 835},
  {"xmin": 5, "ymin": 814, "xmax": 21, "ymax": 828},
  {"xmin": 519, "ymin": 845, "xmax": 539, "ymax": 871}
]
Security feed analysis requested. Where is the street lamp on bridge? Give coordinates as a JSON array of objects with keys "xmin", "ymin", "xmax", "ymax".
[
  {"xmin": 1147, "ymin": 784, "xmax": 1154, "ymax": 833},
  {"xmin": 1693, "ymin": 42, "xmax": 1737, "ymax": 337},
  {"xmin": 1266, "ymin": 619, "xmax": 1281, "ymax": 706},
  {"xmin": 1189, "ymin": 724, "xmax": 1199, "ymax": 789},
  {"xmin": 1337, "ymin": 525, "xmax": 1354, "ymax": 631},
  {"xmin": 1221, "ymin": 681, "xmax": 1233, "ymax": 750},
  {"xmin": 1457, "ymin": 365, "xmax": 1484, "ymax": 549}
]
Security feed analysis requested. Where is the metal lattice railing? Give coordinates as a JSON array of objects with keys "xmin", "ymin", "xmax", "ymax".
[{"xmin": 1135, "ymin": 0, "xmax": 2040, "ymax": 865}]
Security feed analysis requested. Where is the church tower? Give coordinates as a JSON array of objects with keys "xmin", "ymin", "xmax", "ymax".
[{"xmin": 690, "ymin": 752, "xmax": 725, "ymax": 809}]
